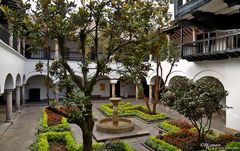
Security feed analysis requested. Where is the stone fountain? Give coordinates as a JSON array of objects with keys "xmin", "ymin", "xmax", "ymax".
[{"xmin": 96, "ymin": 97, "xmax": 135, "ymax": 134}]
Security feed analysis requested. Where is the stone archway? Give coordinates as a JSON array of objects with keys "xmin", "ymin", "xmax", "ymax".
[
  {"xmin": 116, "ymin": 77, "xmax": 136, "ymax": 98},
  {"xmin": 149, "ymin": 75, "xmax": 165, "ymax": 99},
  {"xmin": 168, "ymin": 75, "xmax": 186, "ymax": 86},
  {"xmin": 25, "ymin": 75, "xmax": 54, "ymax": 102},
  {"xmin": 197, "ymin": 76, "xmax": 226, "ymax": 127},
  {"xmin": 15, "ymin": 74, "xmax": 21, "ymax": 87},
  {"xmin": 1, "ymin": 74, "xmax": 15, "ymax": 123},
  {"xmin": 4, "ymin": 74, "xmax": 14, "ymax": 90},
  {"xmin": 197, "ymin": 76, "xmax": 226, "ymax": 110},
  {"xmin": 141, "ymin": 77, "xmax": 148, "ymax": 98}
]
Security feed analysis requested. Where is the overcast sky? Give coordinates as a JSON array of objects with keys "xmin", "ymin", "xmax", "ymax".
[{"xmin": 23, "ymin": 0, "xmax": 82, "ymax": 10}]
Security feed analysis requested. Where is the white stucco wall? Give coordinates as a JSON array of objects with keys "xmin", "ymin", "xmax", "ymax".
[
  {"xmin": 91, "ymin": 80, "xmax": 111, "ymax": 97},
  {"xmin": 151, "ymin": 58, "xmax": 240, "ymax": 131},
  {"xmin": 0, "ymin": 40, "xmax": 26, "ymax": 94}
]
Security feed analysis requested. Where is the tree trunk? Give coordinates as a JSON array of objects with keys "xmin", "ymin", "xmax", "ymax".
[
  {"xmin": 82, "ymin": 125, "xmax": 93, "ymax": 151},
  {"xmin": 152, "ymin": 102, "xmax": 157, "ymax": 114},
  {"xmin": 144, "ymin": 97, "xmax": 152, "ymax": 114},
  {"xmin": 81, "ymin": 100, "xmax": 94, "ymax": 151}
]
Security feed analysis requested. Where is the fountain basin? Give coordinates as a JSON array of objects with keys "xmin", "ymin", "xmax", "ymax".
[{"xmin": 96, "ymin": 118, "xmax": 135, "ymax": 134}]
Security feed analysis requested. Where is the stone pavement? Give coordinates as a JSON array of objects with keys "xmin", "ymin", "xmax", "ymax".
[{"xmin": 0, "ymin": 105, "xmax": 43, "ymax": 151}]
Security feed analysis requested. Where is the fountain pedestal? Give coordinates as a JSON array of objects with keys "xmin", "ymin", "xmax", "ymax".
[
  {"xmin": 110, "ymin": 97, "xmax": 121, "ymax": 126},
  {"xmin": 96, "ymin": 97, "xmax": 135, "ymax": 134}
]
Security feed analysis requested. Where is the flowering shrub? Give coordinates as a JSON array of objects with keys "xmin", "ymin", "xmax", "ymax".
[
  {"xmin": 163, "ymin": 129, "xmax": 198, "ymax": 150},
  {"xmin": 37, "ymin": 109, "xmax": 70, "ymax": 133},
  {"xmin": 171, "ymin": 119, "xmax": 193, "ymax": 129},
  {"xmin": 216, "ymin": 134, "xmax": 235, "ymax": 145},
  {"xmin": 45, "ymin": 109, "xmax": 62, "ymax": 126},
  {"xmin": 145, "ymin": 136, "xmax": 181, "ymax": 151}
]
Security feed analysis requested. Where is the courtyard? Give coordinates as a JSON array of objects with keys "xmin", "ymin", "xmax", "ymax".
[
  {"xmin": 0, "ymin": 0, "xmax": 240, "ymax": 151},
  {"xmin": 0, "ymin": 98, "xmax": 228, "ymax": 151}
]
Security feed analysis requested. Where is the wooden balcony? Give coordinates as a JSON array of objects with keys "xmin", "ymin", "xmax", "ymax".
[
  {"xmin": 174, "ymin": 0, "xmax": 211, "ymax": 19},
  {"xmin": 182, "ymin": 32, "xmax": 240, "ymax": 61}
]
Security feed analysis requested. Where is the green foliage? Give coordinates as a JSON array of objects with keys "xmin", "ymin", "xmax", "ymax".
[
  {"xmin": 225, "ymin": 141, "xmax": 240, "ymax": 150},
  {"xmin": 37, "ymin": 110, "xmax": 70, "ymax": 133},
  {"xmin": 158, "ymin": 120, "xmax": 181, "ymax": 133},
  {"xmin": 145, "ymin": 136, "xmax": 181, "ymax": 151},
  {"xmin": 99, "ymin": 103, "xmax": 167, "ymax": 122},
  {"xmin": 105, "ymin": 140, "xmax": 136, "ymax": 151},
  {"xmin": 34, "ymin": 131, "xmax": 104, "ymax": 151},
  {"xmin": 161, "ymin": 76, "xmax": 228, "ymax": 145}
]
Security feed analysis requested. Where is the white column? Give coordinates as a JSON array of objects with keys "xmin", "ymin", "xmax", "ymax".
[
  {"xmin": 6, "ymin": 90, "xmax": 13, "ymax": 122},
  {"xmin": 135, "ymin": 85, "xmax": 139, "ymax": 100},
  {"xmin": 149, "ymin": 85, "xmax": 153, "ymax": 103},
  {"xmin": 9, "ymin": 33, "xmax": 13, "ymax": 48},
  {"xmin": 192, "ymin": 27, "xmax": 197, "ymax": 54},
  {"xmin": 15, "ymin": 86, "xmax": 20, "ymax": 111},
  {"xmin": 22, "ymin": 37, "xmax": 26, "ymax": 56},
  {"xmin": 21, "ymin": 85, "xmax": 25, "ymax": 104},
  {"xmin": 192, "ymin": 27, "xmax": 197, "ymax": 41},
  {"xmin": 54, "ymin": 39, "xmax": 59, "ymax": 59},
  {"xmin": 112, "ymin": 84, "xmax": 116, "ymax": 98},
  {"xmin": 149, "ymin": 54, "xmax": 153, "ymax": 62},
  {"xmin": 17, "ymin": 37, "xmax": 21, "ymax": 53},
  {"xmin": 183, "ymin": 0, "xmax": 187, "ymax": 5}
]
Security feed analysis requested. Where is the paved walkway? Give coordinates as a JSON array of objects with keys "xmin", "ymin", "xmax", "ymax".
[{"xmin": 0, "ymin": 105, "xmax": 43, "ymax": 151}]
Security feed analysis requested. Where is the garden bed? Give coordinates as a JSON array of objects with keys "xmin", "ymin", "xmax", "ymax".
[
  {"xmin": 32, "ymin": 108, "xmax": 136, "ymax": 151},
  {"xmin": 37, "ymin": 108, "xmax": 70, "ymax": 133},
  {"xmin": 146, "ymin": 119, "xmax": 240, "ymax": 151},
  {"xmin": 98, "ymin": 103, "xmax": 167, "ymax": 123},
  {"xmin": 32, "ymin": 131, "xmax": 104, "ymax": 151}
]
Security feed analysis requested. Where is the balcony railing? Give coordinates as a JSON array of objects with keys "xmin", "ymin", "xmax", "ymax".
[
  {"xmin": 175, "ymin": 0, "xmax": 210, "ymax": 19},
  {"xmin": 182, "ymin": 32, "xmax": 240, "ymax": 61},
  {"xmin": 0, "ymin": 24, "xmax": 10, "ymax": 45},
  {"xmin": 65, "ymin": 51, "xmax": 81, "ymax": 61},
  {"xmin": 25, "ymin": 49, "xmax": 55, "ymax": 60},
  {"xmin": 0, "ymin": 24, "xmax": 22, "ymax": 53}
]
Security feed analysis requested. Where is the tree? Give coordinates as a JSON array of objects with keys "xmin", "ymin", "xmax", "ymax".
[
  {"xmin": 135, "ymin": 0, "xmax": 180, "ymax": 115},
  {"xmin": 161, "ymin": 76, "xmax": 228, "ymax": 148},
  {"xmin": 2, "ymin": 0, "xmax": 174, "ymax": 150},
  {"xmin": 32, "ymin": 1, "xmax": 155, "ymax": 151}
]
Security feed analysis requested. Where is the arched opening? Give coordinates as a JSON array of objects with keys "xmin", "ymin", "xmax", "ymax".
[
  {"xmin": 25, "ymin": 75, "xmax": 54, "ymax": 102},
  {"xmin": 4, "ymin": 74, "xmax": 14, "ymax": 90},
  {"xmin": 141, "ymin": 77, "xmax": 149, "ymax": 98},
  {"xmin": 168, "ymin": 75, "xmax": 186, "ymax": 86},
  {"xmin": 198, "ymin": 76, "xmax": 226, "ymax": 110},
  {"xmin": 197, "ymin": 76, "xmax": 226, "ymax": 127},
  {"xmin": 149, "ymin": 76, "xmax": 165, "ymax": 99},
  {"xmin": 22, "ymin": 74, "xmax": 26, "ymax": 85},
  {"xmin": 116, "ymin": 77, "xmax": 136, "ymax": 98},
  {"xmin": 16, "ymin": 74, "xmax": 21, "ymax": 87},
  {"xmin": 0, "ymin": 74, "xmax": 14, "ymax": 123},
  {"xmin": 92, "ymin": 75, "xmax": 110, "ymax": 98}
]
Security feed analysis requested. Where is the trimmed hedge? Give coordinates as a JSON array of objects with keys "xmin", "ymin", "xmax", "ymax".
[
  {"xmin": 99, "ymin": 103, "xmax": 167, "ymax": 122},
  {"xmin": 105, "ymin": 140, "xmax": 136, "ymax": 151},
  {"xmin": 36, "ymin": 131, "xmax": 103, "ymax": 151},
  {"xmin": 158, "ymin": 120, "xmax": 181, "ymax": 133},
  {"xmin": 37, "ymin": 111, "xmax": 70, "ymax": 133},
  {"xmin": 145, "ymin": 136, "xmax": 181, "ymax": 151},
  {"xmin": 226, "ymin": 141, "xmax": 240, "ymax": 150}
]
